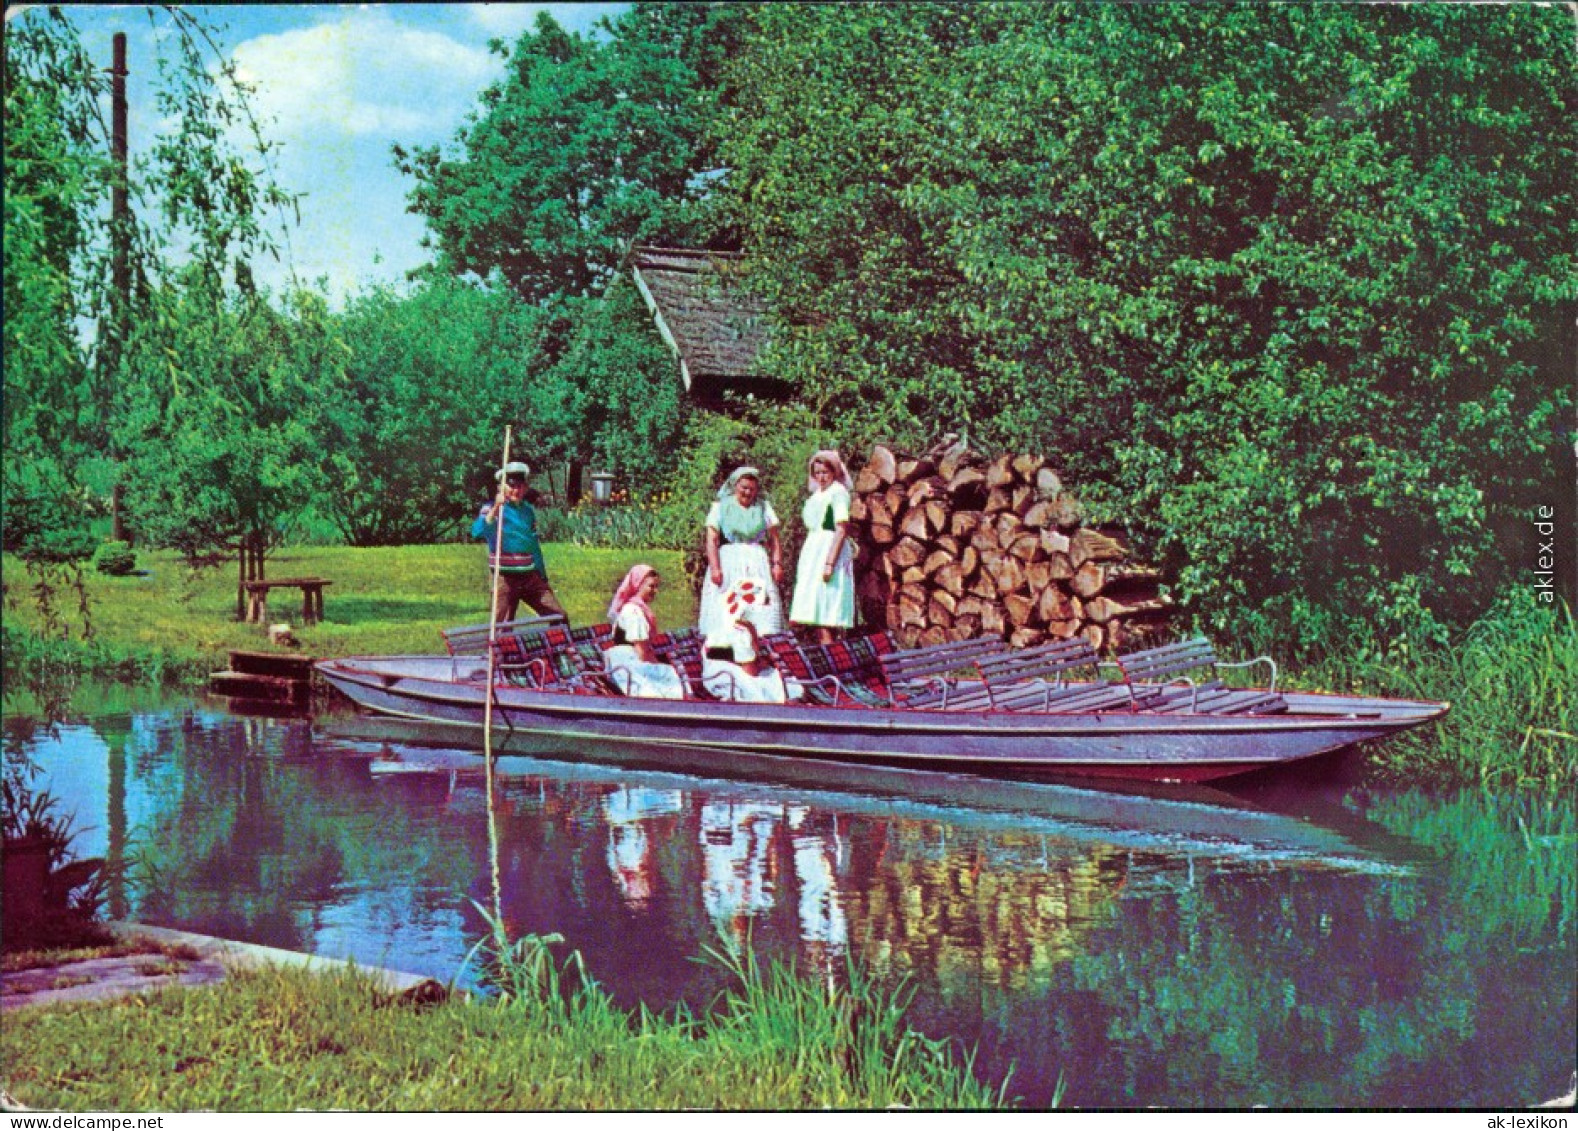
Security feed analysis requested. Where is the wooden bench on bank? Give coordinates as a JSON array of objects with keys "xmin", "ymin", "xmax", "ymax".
[{"xmin": 242, "ymin": 577, "xmax": 332, "ymax": 626}]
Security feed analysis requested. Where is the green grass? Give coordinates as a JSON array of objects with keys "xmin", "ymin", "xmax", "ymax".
[
  {"xmin": 0, "ymin": 934, "xmax": 1009, "ymax": 1111},
  {"xmin": 1283, "ymin": 596, "xmax": 1577, "ymax": 789},
  {"xmin": 2, "ymin": 543, "xmax": 693, "ymax": 680}
]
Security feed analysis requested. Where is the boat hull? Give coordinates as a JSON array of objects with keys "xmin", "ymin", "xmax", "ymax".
[{"xmin": 315, "ymin": 655, "xmax": 1448, "ymax": 784}]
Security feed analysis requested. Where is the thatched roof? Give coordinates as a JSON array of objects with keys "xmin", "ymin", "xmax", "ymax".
[{"xmin": 631, "ymin": 247, "xmax": 783, "ymax": 399}]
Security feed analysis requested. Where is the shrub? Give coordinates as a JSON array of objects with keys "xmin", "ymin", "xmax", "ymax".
[{"xmin": 93, "ymin": 541, "xmax": 137, "ymax": 576}]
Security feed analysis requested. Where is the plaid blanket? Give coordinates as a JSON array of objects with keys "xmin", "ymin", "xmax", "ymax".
[
  {"xmin": 760, "ymin": 631, "xmax": 895, "ymax": 707},
  {"xmin": 497, "ymin": 623, "xmax": 614, "ymax": 691}
]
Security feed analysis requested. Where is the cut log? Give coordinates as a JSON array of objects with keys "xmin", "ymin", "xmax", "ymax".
[
  {"xmin": 1036, "ymin": 586, "xmax": 1077, "ymax": 624},
  {"xmin": 900, "ymin": 565, "xmax": 927, "ymax": 585},
  {"xmin": 900, "ymin": 506, "xmax": 932, "ymax": 542},
  {"xmin": 984, "ymin": 486, "xmax": 1015, "ymax": 515},
  {"xmin": 1041, "ymin": 528, "xmax": 1072, "ymax": 556},
  {"xmin": 1047, "ymin": 552, "xmax": 1075, "ymax": 581},
  {"xmin": 1045, "ymin": 617, "xmax": 1081, "ymax": 640},
  {"xmin": 950, "ymin": 511, "xmax": 982, "ymax": 540},
  {"xmin": 985, "ymin": 454, "xmax": 1017, "ymax": 490},
  {"xmin": 959, "ymin": 544, "xmax": 979, "ymax": 577},
  {"xmin": 1004, "ymin": 591, "xmax": 1038, "ymax": 628},
  {"xmin": 928, "ymin": 588, "xmax": 958, "ymax": 617},
  {"xmin": 1007, "ymin": 532, "xmax": 1045, "ymax": 563},
  {"xmin": 1070, "ymin": 561, "xmax": 1107, "ymax": 599},
  {"xmin": 979, "ymin": 603, "xmax": 1006, "ymax": 635},
  {"xmin": 907, "ymin": 475, "xmax": 948, "ymax": 506},
  {"xmin": 936, "ymin": 442, "xmax": 970, "ymax": 481},
  {"xmin": 947, "ymin": 467, "xmax": 989, "ymax": 509},
  {"xmin": 1083, "ymin": 595, "xmax": 1173, "ymax": 624},
  {"xmin": 1012, "ymin": 454, "xmax": 1046, "ymax": 481},
  {"xmin": 870, "ymin": 522, "xmax": 896, "ymax": 547},
  {"xmin": 967, "ymin": 570, "xmax": 998, "ymax": 601},
  {"xmin": 857, "ymin": 445, "xmax": 899, "ymax": 492},
  {"xmin": 927, "ymin": 594, "xmax": 956, "ymax": 627},
  {"xmin": 922, "ymin": 549, "xmax": 952, "ymax": 578},
  {"xmin": 993, "ymin": 512, "xmax": 1023, "ymax": 547},
  {"xmin": 1048, "ymin": 493, "xmax": 1083, "ymax": 529},
  {"xmin": 1009, "ymin": 627, "xmax": 1045, "ymax": 649},
  {"xmin": 1069, "ymin": 528, "xmax": 1128, "ymax": 566},
  {"xmin": 984, "ymin": 554, "xmax": 1025, "ymax": 596},
  {"xmin": 889, "ymin": 536, "xmax": 927, "ymax": 569},
  {"xmin": 1035, "ymin": 466, "xmax": 1063, "ymax": 500},
  {"xmin": 924, "ymin": 500, "xmax": 949, "ymax": 535},
  {"xmin": 1022, "ymin": 500, "xmax": 1059, "ymax": 530},
  {"xmin": 933, "ymin": 561, "xmax": 968, "ymax": 597},
  {"xmin": 918, "ymin": 625, "xmax": 949, "ymax": 649}
]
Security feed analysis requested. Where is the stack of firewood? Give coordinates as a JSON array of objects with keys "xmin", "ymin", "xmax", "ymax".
[{"xmin": 848, "ymin": 438, "xmax": 1173, "ymax": 652}]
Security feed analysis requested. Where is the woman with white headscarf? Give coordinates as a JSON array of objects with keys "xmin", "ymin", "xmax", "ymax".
[
  {"xmin": 789, "ymin": 450, "xmax": 856, "ymax": 644},
  {"xmin": 699, "ymin": 466, "xmax": 784, "ymax": 640},
  {"xmin": 701, "ymin": 577, "xmax": 790, "ymax": 703}
]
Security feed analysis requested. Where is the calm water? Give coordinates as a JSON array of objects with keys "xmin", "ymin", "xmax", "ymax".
[{"xmin": 5, "ymin": 686, "xmax": 1573, "ymax": 1109}]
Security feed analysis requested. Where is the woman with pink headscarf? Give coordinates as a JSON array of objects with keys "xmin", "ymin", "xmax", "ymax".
[
  {"xmin": 788, "ymin": 450, "xmax": 856, "ymax": 644},
  {"xmin": 602, "ymin": 564, "xmax": 685, "ymax": 699}
]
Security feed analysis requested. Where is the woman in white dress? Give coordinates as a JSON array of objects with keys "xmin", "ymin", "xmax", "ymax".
[
  {"xmin": 701, "ymin": 578, "xmax": 789, "ymax": 703},
  {"xmin": 699, "ymin": 466, "xmax": 785, "ymax": 640},
  {"xmin": 602, "ymin": 564, "xmax": 686, "ymax": 699},
  {"xmin": 789, "ymin": 450, "xmax": 856, "ymax": 644}
]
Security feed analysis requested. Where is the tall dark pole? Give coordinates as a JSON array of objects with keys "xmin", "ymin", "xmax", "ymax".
[{"xmin": 109, "ymin": 32, "xmax": 132, "ymax": 543}]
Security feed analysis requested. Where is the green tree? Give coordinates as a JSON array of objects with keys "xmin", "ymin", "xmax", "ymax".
[
  {"xmin": 394, "ymin": 4, "xmax": 744, "ymax": 498},
  {"xmin": 312, "ymin": 278, "xmax": 538, "ymax": 546},
  {"xmin": 3, "ymin": 7, "xmax": 300, "ymax": 617},
  {"xmin": 715, "ymin": 3, "xmax": 1576, "ymax": 648}
]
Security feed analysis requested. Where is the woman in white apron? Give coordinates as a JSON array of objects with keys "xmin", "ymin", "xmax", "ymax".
[{"xmin": 699, "ymin": 467, "xmax": 785, "ymax": 640}]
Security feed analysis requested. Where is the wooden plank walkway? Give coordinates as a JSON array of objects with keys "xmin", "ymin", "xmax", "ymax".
[{"xmin": 1, "ymin": 922, "xmax": 447, "ymax": 1014}]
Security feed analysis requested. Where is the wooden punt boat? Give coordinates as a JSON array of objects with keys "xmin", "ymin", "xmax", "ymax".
[{"xmin": 315, "ymin": 626, "xmax": 1447, "ymax": 784}]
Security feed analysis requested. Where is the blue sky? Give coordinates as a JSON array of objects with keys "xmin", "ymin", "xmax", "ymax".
[{"xmin": 16, "ymin": 3, "xmax": 629, "ymax": 304}]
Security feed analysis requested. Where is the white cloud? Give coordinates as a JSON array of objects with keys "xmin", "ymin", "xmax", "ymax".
[{"xmin": 231, "ymin": 9, "xmax": 496, "ymax": 141}]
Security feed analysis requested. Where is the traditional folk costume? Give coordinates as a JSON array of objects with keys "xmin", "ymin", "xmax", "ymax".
[
  {"xmin": 702, "ymin": 578, "xmax": 789, "ymax": 703},
  {"xmin": 698, "ymin": 467, "xmax": 784, "ymax": 640},
  {"xmin": 789, "ymin": 451, "xmax": 856, "ymax": 630},
  {"xmin": 602, "ymin": 564, "xmax": 685, "ymax": 700}
]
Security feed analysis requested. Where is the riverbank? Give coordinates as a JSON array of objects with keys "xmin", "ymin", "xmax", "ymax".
[
  {"xmin": 3, "ymin": 545, "xmax": 1573, "ymax": 788},
  {"xmin": 1, "ymin": 921, "xmax": 1007, "ymax": 1111}
]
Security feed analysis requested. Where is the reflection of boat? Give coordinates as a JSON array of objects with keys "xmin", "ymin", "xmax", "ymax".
[{"xmin": 315, "ymin": 716, "xmax": 1417, "ymax": 876}]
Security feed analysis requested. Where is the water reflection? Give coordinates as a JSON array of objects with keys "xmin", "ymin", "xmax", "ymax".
[{"xmin": 5, "ymin": 696, "xmax": 1572, "ymax": 1109}]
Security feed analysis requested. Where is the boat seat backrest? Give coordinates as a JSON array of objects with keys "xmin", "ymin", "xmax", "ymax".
[
  {"xmin": 879, "ymin": 636, "xmax": 1007, "ymax": 685},
  {"xmin": 1113, "ymin": 636, "xmax": 1281, "ymax": 712},
  {"xmin": 979, "ymin": 638, "xmax": 1102, "ymax": 689},
  {"xmin": 758, "ymin": 631, "xmax": 894, "ymax": 708},
  {"xmin": 647, "ymin": 628, "xmax": 708, "ymax": 697},
  {"xmin": 443, "ymin": 613, "xmax": 570, "ymax": 656}
]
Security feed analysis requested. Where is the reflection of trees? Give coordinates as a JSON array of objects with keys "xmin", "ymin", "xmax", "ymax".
[
  {"xmin": 850, "ymin": 824, "xmax": 1128, "ymax": 1000},
  {"xmin": 114, "ymin": 713, "xmax": 474, "ymax": 955},
  {"xmin": 987, "ymin": 791, "xmax": 1578, "ymax": 1108}
]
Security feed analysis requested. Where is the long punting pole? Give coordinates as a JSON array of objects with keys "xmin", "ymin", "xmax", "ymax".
[{"xmin": 483, "ymin": 426, "xmax": 512, "ymax": 923}]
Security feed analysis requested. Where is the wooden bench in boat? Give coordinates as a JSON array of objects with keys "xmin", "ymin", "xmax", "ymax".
[
  {"xmin": 442, "ymin": 614, "xmax": 569, "ymax": 657},
  {"xmin": 877, "ymin": 636, "xmax": 1009, "ymax": 706},
  {"xmin": 1113, "ymin": 637, "xmax": 1286, "ymax": 715},
  {"xmin": 975, "ymin": 638, "xmax": 1137, "ymax": 713}
]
